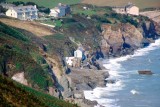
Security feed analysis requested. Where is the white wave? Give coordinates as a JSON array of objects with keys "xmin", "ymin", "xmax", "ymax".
[
  {"xmin": 84, "ymin": 39, "xmax": 160, "ymax": 107},
  {"xmin": 130, "ymin": 89, "xmax": 139, "ymax": 95}
]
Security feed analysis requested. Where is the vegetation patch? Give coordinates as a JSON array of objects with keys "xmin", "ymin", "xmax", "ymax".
[
  {"xmin": 0, "ymin": 22, "xmax": 53, "ymax": 90},
  {"xmin": 0, "ymin": 75, "xmax": 78, "ymax": 107}
]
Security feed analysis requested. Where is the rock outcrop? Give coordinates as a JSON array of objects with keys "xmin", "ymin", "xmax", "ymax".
[
  {"xmin": 138, "ymin": 70, "xmax": 153, "ymax": 75},
  {"xmin": 100, "ymin": 21, "xmax": 160, "ymax": 57},
  {"xmin": 12, "ymin": 72, "xmax": 28, "ymax": 86}
]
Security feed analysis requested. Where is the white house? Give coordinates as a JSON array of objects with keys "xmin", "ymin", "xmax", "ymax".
[
  {"xmin": 65, "ymin": 49, "xmax": 83, "ymax": 66},
  {"xmin": 6, "ymin": 5, "xmax": 38, "ymax": 20},
  {"xmin": 74, "ymin": 49, "xmax": 83, "ymax": 58},
  {"xmin": 125, "ymin": 5, "xmax": 139, "ymax": 16},
  {"xmin": 50, "ymin": 3, "xmax": 70, "ymax": 17},
  {"xmin": 65, "ymin": 57, "xmax": 75, "ymax": 66},
  {"xmin": 113, "ymin": 3, "xmax": 139, "ymax": 16}
]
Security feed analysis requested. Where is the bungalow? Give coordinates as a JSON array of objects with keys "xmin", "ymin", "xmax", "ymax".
[
  {"xmin": 113, "ymin": 3, "xmax": 139, "ymax": 16},
  {"xmin": 65, "ymin": 49, "xmax": 83, "ymax": 67},
  {"xmin": 5, "ymin": 5, "xmax": 38, "ymax": 20},
  {"xmin": 65, "ymin": 57, "xmax": 75, "ymax": 66},
  {"xmin": 50, "ymin": 3, "xmax": 70, "ymax": 17}
]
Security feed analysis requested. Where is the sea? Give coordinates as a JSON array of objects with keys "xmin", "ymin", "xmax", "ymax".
[{"xmin": 84, "ymin": 39, "xmax": 160, "ymax": 107}]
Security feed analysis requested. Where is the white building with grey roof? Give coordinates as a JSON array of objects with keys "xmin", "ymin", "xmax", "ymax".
[
  {"xmin": 6, "ymin": 5, "xmax": 38, "ymax": 20},
  {"xmin": 50, "ymin": 3, "xmax": 70, "ymax": 17},
  {"xmin": 113, "ymin": 3, "xmax": 139, "ymax": 16}
]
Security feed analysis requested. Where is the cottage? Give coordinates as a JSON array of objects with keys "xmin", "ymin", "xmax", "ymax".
[
  {"xmin": 65, "ymin": 57, "xmax": 75, "ymax": 66},
  {"xmin": 113, "ymin": 3, "xmax": 139, "ymax": 16},
  {"xmin": 6, "ymin": 5, "xmax": 38, "ymax": 20},
  {"xmin": 74, "ymin": 49, "xmax": 83, "ymax": 58},
  {"xmin": 125, "ymin": 4, "xmax": 139, "ymax": 16},
  {"xmin": 50, "ymin": 3, "xmax": 70, "ymax": 17}
]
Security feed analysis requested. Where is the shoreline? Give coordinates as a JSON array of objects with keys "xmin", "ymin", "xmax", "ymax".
[
  {"xmin": 81, "ymin": 38, "xmax": 160, "ymax": 107},
  {"xmin": 65, "ymin": 65, "xmax": 109, "ymax": 107}
]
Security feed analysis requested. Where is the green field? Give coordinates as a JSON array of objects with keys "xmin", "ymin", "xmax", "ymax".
[
  {"xmin": 82, "ymin": 0, "xmax": 160, "ymax": 9},
  {"xmin": 6, "ymin": 0, "xmax": 80, "ymax": 8}
]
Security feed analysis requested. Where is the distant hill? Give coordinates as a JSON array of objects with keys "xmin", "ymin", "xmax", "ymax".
[
  {"xmin": 6, "ymin": 0, "xmax": 80, "ymax": 8},
  {"xmin": 82, "ymin": 0, "xmax": 160, "ymax": 9}
]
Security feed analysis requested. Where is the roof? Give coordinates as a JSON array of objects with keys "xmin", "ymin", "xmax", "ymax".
[
  {"xmin": 9, "ymin": 5, "xmax": 38, "ymax": 13},
  {"xmin": 125, "ymin": 4, "xmax": 136, "ymax": 9},
  {"xmin": 0, "ymin": 3, "xmax": 15, "ymax": 8}
]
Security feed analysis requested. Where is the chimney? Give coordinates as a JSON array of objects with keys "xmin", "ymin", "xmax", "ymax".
[
  {"xmin": 58, "ymin": 3, "xmax": 62, "ymax": 6},
  {"xmin": 34, "ymin": 5, "xmax": 37, "ymax": 8}
]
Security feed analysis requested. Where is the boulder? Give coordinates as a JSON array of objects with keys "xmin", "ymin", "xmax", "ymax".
[
  {"xmin": 101, "ymin": 23, "xmax": 143, "ymax": 56},
  {"xmin": 74, "ymin": 93, "xmax": 84, "ymax": 99},
  {"xmin": 104, "ymin": 79, "xmax": 116, "ymax": 84},
  {"xmin": 138, "ymin": 70, "xmax": 153, "ymax": 75},
  {"xmin": 83, "ymin": 99, "xmax": 98, "ymax": 106}
]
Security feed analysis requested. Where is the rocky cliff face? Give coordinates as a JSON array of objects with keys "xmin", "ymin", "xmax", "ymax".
[
  {"xmin": 101, "ymin": 23, "xmax": 143, "ymax": 56},
  {"xmin": 100, "ymin": 21, "xmax": 160, "ymax": 57}
]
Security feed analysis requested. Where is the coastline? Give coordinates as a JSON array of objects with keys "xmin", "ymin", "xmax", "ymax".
[{"xmin": 82, "ymin": 38, "xmax": 160, "ymax": 107}]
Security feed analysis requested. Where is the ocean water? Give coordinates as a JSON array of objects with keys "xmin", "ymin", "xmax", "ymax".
[{"xmin": 84, "ymin": 39, "xmax": 160, "ymax": 107}]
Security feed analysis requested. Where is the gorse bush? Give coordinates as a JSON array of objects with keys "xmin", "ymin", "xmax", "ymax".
[
  {"xmin": 0, "ymin": 22, "xmax": 28, "ymax": 41},
  {"xmin": 0, "ymin": 75, "xmax": 78, "ymax": 107}
]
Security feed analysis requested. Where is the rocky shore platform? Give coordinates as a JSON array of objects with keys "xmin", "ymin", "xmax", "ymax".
[{"xmin": 64, "ymin": 67, "xmax": 109, "ymax": 107}]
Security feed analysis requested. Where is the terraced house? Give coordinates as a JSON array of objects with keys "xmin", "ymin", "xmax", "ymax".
[{"xmin": 6, "ymin": 5, "xmax": 38, "ymax": 20}]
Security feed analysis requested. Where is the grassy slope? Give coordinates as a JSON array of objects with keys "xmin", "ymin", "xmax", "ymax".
[
  {"xmin": 0, "ymin": 21, "xmax": 53, "ymax": 89},
  {"xmin": 6, "ymin": 0, "xmax": 80, "ymax": 8},
  {"xmin": 82, "ymin": 0, "xmax": 160, "ymax": 9},
  {"xmin": 0, "ymin": 75, "xmax": 77, "ymax": 107}
]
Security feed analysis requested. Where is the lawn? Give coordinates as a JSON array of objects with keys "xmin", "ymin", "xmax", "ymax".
[
  {"xmin": 6, "ymin": 0, "xmax": 80, "ymax": 8},
  {"xmin": 82, "ymin": 0, "xmax": 160, "ymax": 9},
  {"xmin": 73, "ymin": 9, "xmax": 96, "ymax": 16}
]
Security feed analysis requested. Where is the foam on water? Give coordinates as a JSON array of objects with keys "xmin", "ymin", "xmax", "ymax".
[{"xmin": 84, "ymin": 39, "xmax": 160, "ymax": 107}]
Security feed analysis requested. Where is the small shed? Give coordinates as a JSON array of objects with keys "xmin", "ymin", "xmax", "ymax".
[{"xmin": 74, "ymin": 49, "xmax": 83, "ymax": 58}]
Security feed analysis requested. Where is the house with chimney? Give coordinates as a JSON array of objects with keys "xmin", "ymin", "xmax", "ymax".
[
  {"xmin": 113, "ymin": 3, "xmax": 139, "ymax": 16},
  {"xmin": 50, "ymin": 3, "xmax": 70, "ymax": 17},
  {"xmin": 5, "ymin": 5, "xmax": 38, "ymax": 20}
]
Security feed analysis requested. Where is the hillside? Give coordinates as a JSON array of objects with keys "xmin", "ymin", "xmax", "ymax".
[
  {"xmin": 82, "ymin": 0, "xmax": 160, "ymax": 9},
  {"xmin": 0, "ymin": 20, "xmax": 54, "ymax": 90},
  {"xmin": 0, "ymin": 20, "xmax": 78, "ymax": 107},
  {"xmin": 0, "ymin": 75, "xmax": 77, "ymax": 107}
]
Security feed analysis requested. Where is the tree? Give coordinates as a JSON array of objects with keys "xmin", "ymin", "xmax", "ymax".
[
  {"xmin": 0, "ymin": 56, "xmax": 7, "ymax": 76},
  {"xmin": 0, "ymin": 0, "xmax": 5, "ymax": 3},
  {"xmin": 0, "ymin": 5, "xmax": 7, "ymax": 13}
]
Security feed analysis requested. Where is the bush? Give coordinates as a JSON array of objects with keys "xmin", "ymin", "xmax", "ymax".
[
  {"xmin": 0, "ymin": 22, "xmax": 28, "ymax": 41},
  {"xmin": 0, "ymin": 5, "xmax": 7, "ymax": 13}
]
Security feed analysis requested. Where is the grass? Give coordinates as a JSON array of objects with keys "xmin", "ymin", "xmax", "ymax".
[
  {"xmin": 82, "ymin": 0, "xmax": 160, "ymax": 9},
  {"xmin": 73, "ymin": 9, "xmax": 96, "ymax": 16},
  {"xmin": 0, "ymin": 75, "xmax": 78, "ymax": 107},
  {"xmin": 6, "ymin": 0, "xmax": 80, "ymax": 8}
]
